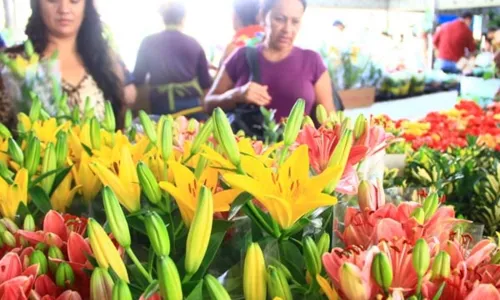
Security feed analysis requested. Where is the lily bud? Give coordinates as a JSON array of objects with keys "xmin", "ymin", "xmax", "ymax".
[
  {"xmin": 283, "ymin": 99, "xmax": 305, "ymax": 146},
  {"xmin": 139, "ymin": 111, "xmax": 157, "ymax": 144},
  {"xmin": 90, "ymin": 267, "xmax": 114, "ymax": 300},
  {"xmin": 244, "ymin": 243, "xmax": 267, "ymax": 300},
  {"xmin": 25, "ymin": 40, "xmax": 35, "ymax": 57},
  {"xmin": 30, "ymin": 250, "xmax": 48, "ymax": 275},
  {"xmin": 112, "ymin": 280, "xmax": 132, "ymax": 300},
  {"xmin": 1, "ymin": 218, "xmax": 19, "ymax": 233},
  {"xmin": 187, "ymin": 118, "xmax": 199, "ymax": 132},
  {"xmin": 340, "ymin": 263, "xmax": 367, "ymax": 300},
  {"xmin": 103, "ymin": 102, "xmax": 116, "ymax": 133},
  {"xmin": 137, "ymin": 162, "xmax": 162, "ymax": 204},
  {"xmin": 431, "ymin": 251, "xmax": 451, "ymax": 280},
  {"xmin": 411, "ymin": 207, "xmax": 425, "ymax": 225},
  {"xmin": 267, "ymin": 266, "xmax": 292, "ymax": 300},
  {"xmin": 0, "ymin": 123, "xmax": 11, "ymax": 139},
  {"xmin": 48, "ymin": 246, "xmax": 65, "ymax": 274},
  {"xmin": 213, "ymin": 108, "xmax": 240, "ymax": 167},
  {"xmin": 185, "ymin": 186, "xmax": 213, "ymax": 275},
  {"xmin": 205, "ymin": 274, "xmax": 231, "ymax": 300},
  {"xmin": 2, "ymin": 231, "xmax": 16, "ymax": 247},
  {"xmin": 89, "ymin": 117, "xmax": 101, "ymax": 150},
  {"xmin": 41, "ymin": 142, "xmax": 57, "ymax": 194},
  {"xmin": 55, "ymin": 131, "xmax": 69, "ymax": 168},
  {"xmin": 29, "ymin": 97, "xmax": 42, "ymax": 123},
  {"xmin": 316, "ymin": 104, "xmax": 328, "ymax": 125},
  {"xmin": 23, "ymin": 214, "xmax": 35, "ymax": 232},
  {"xmin": 71, "ymin": 107, "xmax": 80, "ymax": 124},
  {"xmin": 144, "ymin": 211, "xmax": 170, "ymax": 256},
  {"xmin": 160, "ymin": 116, "xmax": 174, "ymax": 161},
  {"xmin": 325, "ymin": 129, "xmax": 354, "ymax": 193},
  {"xmin": 88, "ymin": 219, "xmax": 129, "ymax": 282},
  {"xmin": 303, "ymin": 115, "xmax": 315, "ymax": 128},
  {"xmin": 124, "ymin": 109, "xmax": 133, "ymax": 132},
  {"xmin": 103, "ymin": 186, "xmax": 131, "ymax": 249},
  {"xmin": 303, "ymin": 236, "xmax": 321, "ymax": 276},
  {"xmin": 412, "ymin": 238, "xmax": 430, "ymax": 278},
  {"xmin": 353, "ymin": 114, "xmax": 367, "ymax": 140},
  {"xmin": 8, "ymin": 137, "xmax": 24, "ymax": 166},
  {"xmin": 423, "ymin": 193, "xmax": 439, "ymax": 221},
  {"xmin": 25, "ymin": 136, "xmax": 41, "ymax": 176},
  {"xmin": 372, "ymin": 252, "xmax": 393, "ymax": 291},
  {"xmin": 157, "ymin": 256, "xmax": 183, "ymax": 300},
  {"xmin": 316, "ymin": 233, "xmax": 330, "ymax": 255},
  {"xmin": 56, "ymin": 262, "xmax": 75, "ymax": 288},
  {"xmin": 191, "ymin": 117, "xmax": 213, "ymax": 155}
]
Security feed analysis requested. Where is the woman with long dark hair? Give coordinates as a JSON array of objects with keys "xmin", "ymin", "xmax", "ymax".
[{"xmin": 0, "ymin": 0, "xmax": 130, "ymax": 129}]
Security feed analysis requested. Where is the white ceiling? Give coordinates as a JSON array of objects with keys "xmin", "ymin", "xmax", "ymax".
[{"xmin": 309, "ymin": 0, "xmax": 500, "ymax": 10}]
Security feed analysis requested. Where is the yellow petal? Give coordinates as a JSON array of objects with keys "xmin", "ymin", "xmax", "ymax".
[
  {"xmin": 278, "ymin": 145, "xmax": 309, "ymax": 190},
  {"xmin": 168, "ymin": 161, "xmax": 197, "ymax": 199},
  {"xmin": 14, "ymin": 168, "xmax": 29, "ymax": 205},
  {"xmin": 199, "ymin": 167, "xmax": 219, "ymax": 191},
  {"xmin": 159, "ymin": 181, "xmax": 196, "ymax": 211},
  {"xmin": 201, "ymin": 145, "xmax": 234, "ymax": 169},
  {"xmin": 309, "ymin": 165, "xmax": 343, "ymax": 193},
  {"xmin": 316, "ymin": 274, "xmax": 339, "ymax": 300},
  {"xmin": 223, "ymin": 174, "xmax": 267, "ymax": 201},
  {"xmin": 264, "ymin": 193, "xmax": 294, "ymax": 229},
  {"xmin": 291, "ymin": 194, "xmax": 337, "ymax": 225},
  {"xmin": 240, "ymin": 155, "xmax": 273, "ymax": 183},
  {"xmin": 213, "ymin": 189, "xmax": 242, "ymax": 211}
]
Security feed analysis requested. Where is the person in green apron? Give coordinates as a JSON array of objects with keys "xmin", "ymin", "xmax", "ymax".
[{"xmin": 133, "ymin": 1, "xmax": 211, "ymax": 120}]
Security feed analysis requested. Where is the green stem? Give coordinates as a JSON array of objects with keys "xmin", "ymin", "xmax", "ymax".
[
  {"xmin": 416, "ymin": 276, "xmax": 423, "ymax": 296},
  {"xmin": 245, "ymin": 202, "xmax": 279, "ymax": 238},
  {"xmin": 126, "ymin": 247, "xmax": 153, "ymax": 283},
  {"xmin": 278, "ymin": 147, "xmax": 288, "ymax": 166},
  {"xmin": 182, "ymin": 273, "xmax": 193, "ymax": 284}
]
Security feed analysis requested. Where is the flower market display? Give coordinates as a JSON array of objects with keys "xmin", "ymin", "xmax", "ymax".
[{"xmin": 0, "ymin": 91, "xmax": 498, "ymax": 300}]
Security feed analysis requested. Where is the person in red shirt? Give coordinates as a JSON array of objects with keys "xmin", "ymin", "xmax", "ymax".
[{"xmin": 433, "ymin": 12, "xmax": 476, "ymax": 73}]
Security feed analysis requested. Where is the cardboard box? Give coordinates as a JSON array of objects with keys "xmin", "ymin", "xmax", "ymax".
[{"xmin": 338, "ymin": 87, "xmax": 376, "ymax": 109}]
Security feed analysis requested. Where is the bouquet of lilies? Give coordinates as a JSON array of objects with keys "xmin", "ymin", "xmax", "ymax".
[
  {"xmin": 0, "ymin": 41, "xmax": 63, "ymax": 116},
  {"xmin": 0, "ymin": 89, "xmax": 497, "ymax": 300}
]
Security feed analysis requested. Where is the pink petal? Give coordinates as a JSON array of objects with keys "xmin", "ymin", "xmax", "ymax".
[
  {"xmin": 0, "ymin": 276, "xmax": 33, "ymax": 298},
  {"xmin": 16, "ymin": 231, "xmax": 45, "ymax": 246},
  {"xmin": 22, "ymin": 265, "xmax": 39, "ymax": 278},
  {"xmin": 375, "ymin": 218, "xmax": 406, "ymax": 243},
  {"xmin": 43, "ymin": 211, "xmax": 68, "ymax": 241},
  {"xmin": 466, "ymin": 240, "xmax": 497, "ymax": 269},
  {"xmin": 67, "ymin": 232, "xmax": 92, "ymax": 265},
  {"xmin": 465, "ymin": 284, "xmax": 500, "ymax": 300},
  {"xmin": 34, "ymin": 275, "xmax": 59, "ymax": 298},
  {"xmin": 0, "ymin": 253, "xmax": 22, "ymax": 282},
  {"xmin": 57, "ymin": 290, "xmax": 82, "ymax": 300}
]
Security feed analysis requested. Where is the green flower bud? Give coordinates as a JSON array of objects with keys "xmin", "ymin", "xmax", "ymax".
[
  {"xmin": 103, "ymin": 102, "xmax": 116, "ymax": 133},
  {"xmin": 55, "ymin": 131, "xmax": 69, "ymax": 168},
  {"xmin": 325, "ymin": 129, "xmax": 354, "ymax": 193},
  {"xmin": 316, "ymin": 104, "xmax": 328, "ymax": 125},
  {"xmin": 112, "ymin": 279, "xmax": 132, "ymax": 300},
  {"xmin": 267, "ymin": 265, "xmax": 292, "ymax": 300},
  {"xmin": 137, "ymin": 162, "xmax": 162, "ymax": 204},
  {"xmin": 213, "ymin": 108, "xmax": 240, "ymax": 167},
  {"xmin": 412, "ymin": 238, "xmax": 430, "ymax": 278},
  {"xmin": 431, "ymin": 251, "xmax": 451, "ymax": 280},
  {"xmin": 411, "ymin": 207, "xmax": 426, "ymax": 225},
  {"xmin": 55, "ymin": 262, "xmax": 75, "ymax": 287},
  {"xmin": 160, "ymin": 116, "xmax": 174, "ymax": 161},
  {"xmin": 423, "ymin": 193, "xmax": 439, "ymax": 221},
  {"xmin": 29, "ymin": 96, "xmax": 42, "ymax": 123},
  {"xmin": 124, "ymin": 109, "xmax": 133, "ymax": 132},
  {"xmin": 2, "ymin": 231, "xmax": 16, "ymax": 247},
  {"xmin": 103, "ymin": 186, "xmax": 131, "ymax": 249},
  {"xmin": 139, "ymin": 111, "xmax": 157, "ymax": 144},
  {"xmin": 41, "ymin": 142, "xmax": 57, "ymax": 195},
  {"xmin": 90, "ymin": 117, "xmax": 101, "ymax": 150},
  {"xmin": 23, "ymin": 214, "xmax": 35, "ymax": 231},
  {"xmin": 205, "ymin": 274, "xmax": 231, "ymax": 300},
  {"xmin": 71, "ymin": 107, "xmax": 80, "ymax": 125},
  {"xmin": 303, "ymin": 236, "xmax": 322, "ymax": 276},
  {"xmin": 144, "ymin": 211, "xmax": 170, "ymax": 256},
  {"xmin": 90, "ymin": 267, "xmax": 114, "ymax": 300},
  {"xmin": 24, "ymin": 40, "xmax": 35, "ymax": 57},
  {"xmin": 185, "ymin": 186, "xmax": 213, "ymax": 275},
  {"xmin": 302, "ymin": 115, "xmax": 315, "ymax": 128},
  {"xmin": 30, "ymin": 250, "xmax": 48, "ymax": 275},
  {"xmin": 24, "ymin": 136, "xmax": 41, "ymax": 176},
  {"xmin": 36, "ymin": 243, "xmax": 47, "ymax": 251},
  {"xmin": 8, "ymin": 137, "xmax": 24, "ymax": 166},
  {"xmin": 283, "ymin": 99, "xmax": 305, "ymax": 146},
  {"xmin": 157, "ymin": 256, "xmax": 183, "ymax": 300},
  {"xmin": 371, "ymin": 252, "xmax": 393, "ymax": 291},
  {"xmin": 48, "ymin": 246, "xmax": 65, "ymax": 274},
  {"xmin": 0, "ymin": 123, "xmax": 12, "ymax": 139},
  {"xmin": 190, "ymin": 117, "xmax": 213, "ymax": 155},
  {"xmin": 316, "ymin": 233, "xmax": 331, "ymax": 255}
]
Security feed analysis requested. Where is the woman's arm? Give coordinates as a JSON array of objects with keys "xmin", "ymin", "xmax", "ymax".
[
  {"xmin": 204, "ymin": 69, "xmax": 243, "ymax": 113},
  {"xmin": 314, "ymin": 70, "xmax": 335, "ymax": 112}
]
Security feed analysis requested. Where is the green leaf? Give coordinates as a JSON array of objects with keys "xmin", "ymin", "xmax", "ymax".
[
  {"xmin": 192, "ymin": 220, "xmax": 232, "ymax": 281},
  {"xmin": 432, "ymin": 282, "xmax": 447, "ymax": 300},
  {"xmin": 29, "ymin": 186, "xmax": 52, "ymax": 214},
  {"xmin": 279, "ymin": 240, "xmax": 305, "ymax": 284},
  {"xmin": 49, "ymin": 166, "xmax": 73, "ymax": 196},
  {"xmin": 228, "ymin": 193, "xmax": 252, "ymax": 220},
  {"xmin": 29, "ymin": 166, "xmax": 71, "ymax": 188},
  {"xmin": 15, "ymin": 202, "xmax": 30, "ymax": 221},
  {"xmin": 185, "ymin": 280, "xmax": 204, "ymax": 300},
  {"xmin": 81, "ymin": 143, "xmax": 93, "ymax": 157},
  {"xmin": 127, "ymin": 215, "xmax": 147, "ymax": 235},
  {"xmin": 141, "ymin": 280, "xmax": 159, "ymax": 300}
]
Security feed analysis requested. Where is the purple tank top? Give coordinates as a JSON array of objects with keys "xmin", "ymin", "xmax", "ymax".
[{"xmin": 224, "ymin": 46, "xmax": 327, "ymax": 121}]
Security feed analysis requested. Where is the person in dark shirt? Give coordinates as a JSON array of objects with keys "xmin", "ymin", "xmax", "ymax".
[
  {"xmin": 433, "ymin": 12, "xmax": 476, "ymax": 73},
  {"xmin": 133, "ymin": 1, "xmax": 211, "ymax": 119},
  {"xmin": 0, "ymin": 34, "xmax": 5, "ymax": 50}
]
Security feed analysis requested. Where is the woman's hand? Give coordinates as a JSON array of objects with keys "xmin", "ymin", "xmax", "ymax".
[{"xmin": 239, "ymin": 82, "xmax": 272, "ymax": 106}]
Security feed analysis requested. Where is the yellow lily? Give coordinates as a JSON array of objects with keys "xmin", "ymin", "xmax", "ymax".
[
  {"xmin": 223, "ymin": 145, "xmax": 340, "ymax": 229},
  {"xmin": 72, "ymin": 152, "xmax": 101, "ymax": 203},
  {"xmin": 0, "ymin": 168, "xmax": 28, "ymax": 220},
  {"xmin": 159, "ymin": 161, "xmax": 241, "ymax": 226},
  {"xmin": 50, "ymin": 172, "xmax": 81, "ymax": 212},
  {"xmin": 89, "ymin": 146, "xmax": 141, "ymax": 212},
  {"xmin": 18, "ymin": 115, "xmax": 69, "ymax": 144},
  {"xmin": 316, "ymin": 274, "xmax": 339, "ymax": 300},
  {"xmin": 0, "ymin": 138, "xmax": 9, "ymax": 163}
]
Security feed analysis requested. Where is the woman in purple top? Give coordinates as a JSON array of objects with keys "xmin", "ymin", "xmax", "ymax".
[{"xmin": 205, "ymin": 0, "xmax": 334, "ymax": 121}]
